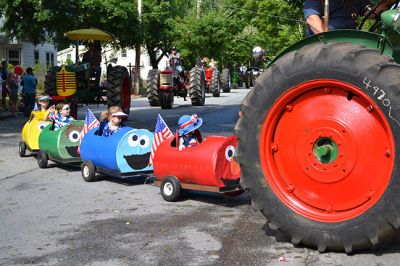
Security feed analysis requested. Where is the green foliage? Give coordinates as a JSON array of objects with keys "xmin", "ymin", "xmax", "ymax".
[
  {"xmin": 0, "ymin": 0, "xmax": 307, "ymax": 69},
  {"xmin": 0, "ymin": 0, "xmax": 140, "ymax": 49}
]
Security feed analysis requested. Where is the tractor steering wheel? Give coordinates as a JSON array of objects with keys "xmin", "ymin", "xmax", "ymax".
[{"xmin": 358, "ymin": 0, "xmax": 399, "ymax": 31}]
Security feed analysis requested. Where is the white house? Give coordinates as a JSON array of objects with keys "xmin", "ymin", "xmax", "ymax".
[
  {"xmin": 57, "ymin": 45, "xmax": 169, "ymax": 80},
  {"xmin": 0, "ymin": 17, "xmax": 58, "ymax": 68}
]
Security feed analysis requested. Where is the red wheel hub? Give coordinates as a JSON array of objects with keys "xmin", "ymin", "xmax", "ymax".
[{"xmin": 260, "ymin": 80, "xmax": 395, "ymax": 222}]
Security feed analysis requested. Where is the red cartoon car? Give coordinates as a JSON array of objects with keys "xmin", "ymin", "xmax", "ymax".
[{"xmin": 153, "ymin": 134, "xmax": 243, "ymax": 201}]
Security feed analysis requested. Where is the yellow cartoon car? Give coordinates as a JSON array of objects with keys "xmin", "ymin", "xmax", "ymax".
[{"xmin": 19, "ymin": 113, "xmax": 50, "ymax": 157}]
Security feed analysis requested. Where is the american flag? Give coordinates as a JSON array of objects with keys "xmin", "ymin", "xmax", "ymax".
[
  {"xmin": 149, "ymin": 114, "xmax": 174, "ymax": 165},
  {"xmin": 33, "ymin": 102, "xmax": 39, "ymax": 111},
  {"xmin": 80, "ymin": 108, "xmax": 100, "ymax": 141}
]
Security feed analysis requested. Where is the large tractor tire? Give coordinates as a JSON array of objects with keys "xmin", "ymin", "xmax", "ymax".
[
  {"xmin": 107, "ymin": 66, "xmax": 131, "ymax": 116},
  {"xmin": 43, "ymin": 70, "xmax": 57, "ymax": 96},
  {"xmin": 147, "ymin": 69, "xmax": 160, "ymax": 107},
  {"xmin": 235, "ymin": 42, "xmax": 399, "ymax": 253},
  {"xmin": 189, "ymin": 67, "xmax": 206, "ymax": 106},
  {"xmin": 211, "ymin": 69, "xmax": 221, "ymax": 97},
  {"xmin": 159, "ymin": 90, "xmax": 174, "ymax": 109},
  {"xmin": 221, "ymin": 68, "xmax": 231, "ymax": 93}
]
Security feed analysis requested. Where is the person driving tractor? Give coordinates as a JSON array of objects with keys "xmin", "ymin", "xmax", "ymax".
[
  {"xmin": 169, "ymin": 47, "xmax": 183, "ymax": 73},
  {"xmin": 82, "ymin": 41, "xmax": 102, "ymax": 87},
  {"xmin": 304, "ymin": 0, "xmax": 397, "ymax": 36}
]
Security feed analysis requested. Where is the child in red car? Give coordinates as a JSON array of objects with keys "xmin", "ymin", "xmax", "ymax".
[{"xmin": 178, "ymin": 114, "xmax": 203, "ymax": 151}]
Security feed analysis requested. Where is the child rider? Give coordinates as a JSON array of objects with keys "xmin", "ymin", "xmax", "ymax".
[{"xmin": 178, "ymin": 114, "xmax": 203, "ymax": 151}]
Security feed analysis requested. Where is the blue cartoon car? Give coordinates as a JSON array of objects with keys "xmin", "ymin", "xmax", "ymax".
[{"xmin": 79, "ymin": 127, "xmax": 154, "ymax": 181}]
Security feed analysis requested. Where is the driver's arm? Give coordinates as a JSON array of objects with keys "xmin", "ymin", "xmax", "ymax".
[
  {"xmin": 306, "ymin": 15, "xmax": 325, "ymax": 34},
  {"xmin": 304, "ymin": 0, "xmax": 324, "ymax": 34}
]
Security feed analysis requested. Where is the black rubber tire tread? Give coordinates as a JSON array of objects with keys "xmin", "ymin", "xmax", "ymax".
[
  {"xmin": 81, "ymin": 161, "xmax": 97, "ymax": 182},
  {"xmin": 234, "ymin": 42, "xmax": 400, "ymax": 253},
  {"xmin": 43, "ymin": 70, "xmax": 57, "ymax": 96},
  {"xmin": 106, "ymin": 65, "xmax": 130, "ymax": 116},
  {"xmin": 189, "ymin": 67, "xmax": 206, "ymax": 106},
  {"xmin": 159, "ymin": 90, "xmax": 174, "ymax": 109},
  {"xmin": 37, "ymin": 150, "xmax": 48, "ymax": 168},
  {"xmin": 211, "ymin": 69, "xmax": 220, "ymax": 97},
  {"xmin": 160, "ymin": 176, "xmax": 181, "ymax": 202},
  {"xmin": 147, "ymin": 69, "xmax": 160, "ymax": 106},
  {"xmin": 221, "ymin": 68, "xmax": 231, "ymax": 93},
  {"xmin": 19, "ymin": 141, "xmax": 27, "ymax": 157}
]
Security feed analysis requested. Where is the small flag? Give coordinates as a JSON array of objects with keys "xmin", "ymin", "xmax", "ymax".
[
  {"xmin": 33, "ymin": 102, "xmax": 38, "ymax": 111},
  {"xmin": 149, "ymin": 114, "xmax": 174, "ymax": 165},
  {"xmin": 80, "ymin": 108, "xmax": 100, "ymax": 141}
]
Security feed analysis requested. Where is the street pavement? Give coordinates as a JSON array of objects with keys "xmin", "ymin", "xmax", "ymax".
[{"xmin": 1, "ymin": 89, "xmax": 400, "ymax": 266}]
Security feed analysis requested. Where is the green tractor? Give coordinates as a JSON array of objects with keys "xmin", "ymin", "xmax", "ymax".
[
  {"xmin": 44, "ymin": 29, "xmax": 131, "ymax": 117},
  {"xmin": 235, "ymin": 1, "xmax": 400, "ymax": 252}
]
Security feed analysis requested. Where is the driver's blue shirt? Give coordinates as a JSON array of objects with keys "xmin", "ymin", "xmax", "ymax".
[{"xmin": 304, "ymin": 0, "xmax": 370, "ymax": 36}]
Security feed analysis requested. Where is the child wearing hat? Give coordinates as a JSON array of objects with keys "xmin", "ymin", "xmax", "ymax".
[
  {"xmin": 178, "ymin": 114, "xmax": 203, "ymax": 151},
  {"xmin": 34, "ymin": 93, "xmax": 54, "ymax": 121},
  {"xmin": 98, "ymin": 106, "xmax": 128, "ymax": 137}
]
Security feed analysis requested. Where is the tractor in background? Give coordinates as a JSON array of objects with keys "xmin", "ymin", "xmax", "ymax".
[
  {"xmin": 235, "ymin": 0, "xmax": 400, "ymax": 253},
  {"xmin": 43, "ymin": 29, "xmax": 131, "ymax": 118},
  {"xmin": 203, "ymin": 67, "xmax": 231, "ymax": 97}
]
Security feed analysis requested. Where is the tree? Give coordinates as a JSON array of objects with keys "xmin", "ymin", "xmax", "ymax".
[{"xmin": 0, "ymin": 0, "xmax": 141, "ymax": 49}]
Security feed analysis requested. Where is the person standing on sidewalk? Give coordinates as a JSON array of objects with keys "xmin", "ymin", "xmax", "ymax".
[
  {"xmin": 0, "ymin": 61, "xmax": 8, "ymax": 111},
  {"xmin": 6, "ymin": 73, "xmax": 19, "ymax": 116},
  {"xmin": 21, "ymin": 67, "xmax": 37, "ymax": 117}
]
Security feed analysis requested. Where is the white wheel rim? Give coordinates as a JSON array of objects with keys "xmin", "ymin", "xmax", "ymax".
[
  {"xmin": 83, "ymin": 165, "xmax": 90, "ymax": 177},
  {"xmin": 163, "ymin": 182, "xmax": 174, "ymax": 196}
]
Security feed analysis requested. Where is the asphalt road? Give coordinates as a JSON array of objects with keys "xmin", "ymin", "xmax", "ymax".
[{"xmin": 1, "ymin": 89, "xmax": 400, "ymax": 266}]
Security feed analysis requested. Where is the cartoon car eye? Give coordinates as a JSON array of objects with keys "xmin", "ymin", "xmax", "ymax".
[
  {"xmin": 38, "ymin": 122, "xmax": 48, "ymax": 131},
  {"xmin": 139, "ymin": 135, "xmax": 150, "ymax": 149},
  {"xmin": 69, "ymin": 130, "xmax": 81, "ymax": 143},
  {"xmin": 225, "ymin": 145, "xmax": 235, "ymax": 161},
  {"xmin": 128, "ymin": 134, "xmax": 140, "ymax": 147}
]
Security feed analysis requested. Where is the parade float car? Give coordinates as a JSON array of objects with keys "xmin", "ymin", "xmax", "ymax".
[
  {"xmin": 153, "ymin": 134, "xmax": 242, "ymax": 201},
  {"xmin": 19, "ymin": 114, "xmax": 51, "ymax": 157},
  {"xmin": 36, "ymin": 120, "xmax": 84, "ymax": 168},
  {"xmin": 79, "ymin": 127, "xmax": 154, "ymax": 181}
]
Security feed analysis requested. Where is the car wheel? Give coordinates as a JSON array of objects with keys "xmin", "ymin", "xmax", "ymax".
[
  {"xmin": 37, "ymin": 150, "xmax": 48, "ymax": 168},
  {"xmin": 160, "ymin": 176, "xmax": 181, "ymax": 202},
  {"xmin": 19, "ymin": 141, "xmax": 27, "ymax": 157},
  {"xmin": 81, "ymin": 161, "xmax": 97, "ymax": 182}
]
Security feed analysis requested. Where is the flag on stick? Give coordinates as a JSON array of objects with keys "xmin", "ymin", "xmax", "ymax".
[
  {"xmin": 80, "ymin": 108, "xmax": 100, "ymax": 141},
  {"xmin": 149, "ymin": 114, "xmax": 174, "ymax": 165}
]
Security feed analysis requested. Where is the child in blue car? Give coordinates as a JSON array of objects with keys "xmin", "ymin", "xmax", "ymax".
[
  {"xmin": 178, "ymin": 114, "xmax": 203, "ymax": 151},
  {"xmin": 98, "ymin": 106, "xmax": 127, "ymax": 137}
]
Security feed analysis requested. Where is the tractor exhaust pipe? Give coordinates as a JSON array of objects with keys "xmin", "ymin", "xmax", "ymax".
[{"xmin": 324, "ymin": 0, "xmax": 329, "ymax": 32}]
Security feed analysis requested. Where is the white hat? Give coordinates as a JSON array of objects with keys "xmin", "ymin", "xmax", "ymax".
[{"xmin": 111, "ymin": 111, "xmax": 128, "ymax": 117}]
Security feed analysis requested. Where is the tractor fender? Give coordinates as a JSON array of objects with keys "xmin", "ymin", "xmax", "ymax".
[{"xmin": 270, "ymin": 30, "xmax": 394, "ymax": 66}]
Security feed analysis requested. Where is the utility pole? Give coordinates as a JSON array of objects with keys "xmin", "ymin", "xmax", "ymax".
[
  {"xmin": 197, "ymin": 0, "xmax": 201, "ymax": 18},
  {"xmin": 134, "ymin": 0, "xmax": 142, "ymax": 96}
]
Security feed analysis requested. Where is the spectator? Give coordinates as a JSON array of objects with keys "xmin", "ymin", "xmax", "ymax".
[
  {"xmin": 6, "ymin": 73, "xmax": 18, "ymax": 116},
  {"xmin": 21, "ymin": 67, "xmax": 38, "ymax": 117},
  {"xmin": 0, "ymin": 60, "xmax": 8, "ymax": 111}
]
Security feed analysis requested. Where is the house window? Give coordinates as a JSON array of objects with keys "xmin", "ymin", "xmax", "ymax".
[
  {"xmin": 7, "ymin": 49, "xmax": 20, "ymax": 66},
  {"xmin": 34, "ymin": 51, "xmax": 39, "ymax": 64},
  {"xmin": 121, "ymin": 49, "xmax": 127, "ymax": 58},
  {"xmin": 46, "ymin": 52, "xmax": 54, "ymax": 67}
]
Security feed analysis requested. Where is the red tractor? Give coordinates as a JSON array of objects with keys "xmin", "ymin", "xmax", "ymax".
[
  {"xmin": 204, "ymin": 67, "xmax": 231, "ymax": 97},
  {"xmin": 147, "ymin": 67, "xmax": 206, "ymax": 109}
]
